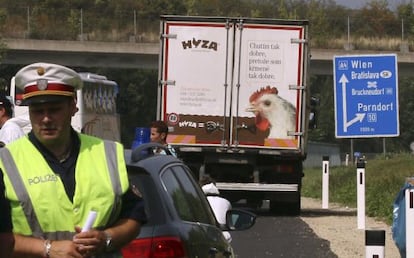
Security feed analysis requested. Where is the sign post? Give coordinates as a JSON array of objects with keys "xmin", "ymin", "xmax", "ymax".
[{"xmin": 334, "ymin": 54, "xmax": 399, "ymax": 231}]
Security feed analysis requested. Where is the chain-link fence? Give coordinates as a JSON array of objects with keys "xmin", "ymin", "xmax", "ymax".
[
  {"xmin": 0, "ymin": 6, "xmax": 158, "ymax": 42},
  {"xmin": 0, "ymin": 6, "xmax": 412, "ymax": 51}
]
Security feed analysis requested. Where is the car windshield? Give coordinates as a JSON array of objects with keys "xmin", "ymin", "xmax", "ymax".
[{"xmin": 161, "ymin": 165, "xmax": 215, "ymax": 225}]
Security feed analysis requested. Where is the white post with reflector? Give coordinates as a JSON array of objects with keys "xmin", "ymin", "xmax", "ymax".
[
  {"xmin": 365, "ymin": 229, "xmax": 385, "ymax": 258},
  {"xmin": 357, "ymin": 159, "xmax": 365, "ymax": 229},
  {"xmin": 322, "ymin": 156, "xmax": 329, "ymax": 209},
  {"xmin": 405, "ymin": 186, "xmax": 414, "ymax": 257}
]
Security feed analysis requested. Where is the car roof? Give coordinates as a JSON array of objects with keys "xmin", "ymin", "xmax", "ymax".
[{"xmin": 126, "ymin": 150, "xmax": 182, "ymax": 173}]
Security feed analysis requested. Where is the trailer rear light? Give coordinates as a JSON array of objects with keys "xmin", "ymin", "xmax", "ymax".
[
  {"xmin": 121, "ymin": 236, "xmax": 187, "ymax": 258},
  {"xmin": 278, "ymin": 164, "xmax": 294, "ymax": 173}
]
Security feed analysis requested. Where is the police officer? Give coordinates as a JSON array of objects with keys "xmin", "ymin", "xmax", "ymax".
[{"xmin": 0, "ymin": 63, "xmax": 146, "ymax": 258}]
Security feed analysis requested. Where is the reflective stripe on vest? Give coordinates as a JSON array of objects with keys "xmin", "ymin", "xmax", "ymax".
[
  {"xmin": 103, "ymin": 140, "xmax": 123, "ymax": 226},
  {"xmin": 0, "ymin": 148, "xmax": 44, "ymax": 238},
  {"xmin": 0, "ymin": 140, "xmax": 123, "ymax": 240}
]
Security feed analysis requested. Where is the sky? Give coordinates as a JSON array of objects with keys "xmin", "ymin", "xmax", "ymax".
[{"xmin": 335, "ymin": 0, "xmax": 409, "ymax": 10}]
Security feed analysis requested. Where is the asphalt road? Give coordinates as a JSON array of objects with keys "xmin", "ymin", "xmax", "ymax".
[{"xmin": 230, "ymin": 208, "xmax": 338, "ymax": 258}]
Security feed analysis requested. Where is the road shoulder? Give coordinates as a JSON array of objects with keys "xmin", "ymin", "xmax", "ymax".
[{"xmin": 300, "ymin": 197, "xmax": 400, "ymax": 258}]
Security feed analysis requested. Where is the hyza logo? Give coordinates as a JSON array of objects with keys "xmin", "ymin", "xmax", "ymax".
[
  {"xmin": 181, "ymin": 38, "xmax": 218, "ymax": 51},
  {"xmin": 178, "ymin": 120, "xmax": 197, "ymax": 128}
]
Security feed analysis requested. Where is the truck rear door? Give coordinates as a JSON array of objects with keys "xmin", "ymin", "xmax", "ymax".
[
  {"xmin": 159, "ymin": 16, "xmax": 233, "ymax": 147},
  {"xmin": 232, "ymin": 19, "xmax": 308, "ymax": 150},
  {"xmin": 159, "ymin": 16, "xmax": 309, "ymax": 151}
]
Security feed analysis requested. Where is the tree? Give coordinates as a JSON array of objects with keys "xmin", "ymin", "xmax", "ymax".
[
  {"xmin": 103, "ymin": 68, "xmax": 158, "ymax": 146},
  {"xmin": 353, "ymin": 0, "xmax": 399, "ymax": 37},
  {"xmin": 308, "ymin": 75, "xmax": 336, "ymax": 143},
  {"xmin": 388, "ymin": 76, "xmax": 414, "ymax": 152},
  {"xmin": 397, "ymin": 4, "xmax": 414, "ymax": 42}
]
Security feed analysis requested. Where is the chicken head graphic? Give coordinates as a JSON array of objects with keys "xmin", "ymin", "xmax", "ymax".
[{"xmin": 246, "ymin": 86, "xmax": 296, "ymax": 139}]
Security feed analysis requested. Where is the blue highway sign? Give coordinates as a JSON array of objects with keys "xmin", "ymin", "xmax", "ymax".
[{"xmin": 333, "ymin": 54, "xmax": 399, "ymax": 138}]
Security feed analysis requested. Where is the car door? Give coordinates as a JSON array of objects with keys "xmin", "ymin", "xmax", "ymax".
[{"xmin": 160, "ymin": 163, "xmax": 234, "ymax": 258}]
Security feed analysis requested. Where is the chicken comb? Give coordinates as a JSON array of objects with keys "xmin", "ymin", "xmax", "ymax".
[{"xmin": 249, "ymin": 85, "xmax": 278, "ymax": 102}]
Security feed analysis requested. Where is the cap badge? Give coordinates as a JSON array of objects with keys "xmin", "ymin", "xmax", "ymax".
[
  {"xmin": 37, "ymin": 67, "xmax": 45, "ymax": 76},
  {"xmin": 36, "ymin": 79, "xmax": 48, "ymax": 90}
]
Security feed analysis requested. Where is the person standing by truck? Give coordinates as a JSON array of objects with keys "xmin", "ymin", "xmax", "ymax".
[
  {"xmin": 150, "ymin": 120, "xmax": 177, "ymax": 157},
  {"xmin": 200, "ymin": 175, "xmax": 232, "ymax": 243},
  {"xmin": 0, "ymin": 62, "xmax": 146, "ymax": 258}
]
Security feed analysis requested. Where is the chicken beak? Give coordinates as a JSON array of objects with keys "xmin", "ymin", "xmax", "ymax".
[
  {"xmin": 246, "ymin": 105, "xmax": 269, "ymax": 131},
  {"xmin": 245, "ymin": 105, "xmax": 258, "ymax": 113}
]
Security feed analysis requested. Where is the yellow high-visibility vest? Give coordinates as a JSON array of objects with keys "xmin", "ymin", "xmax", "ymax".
[{"xmin": 0, "ymin": 134, "xmax": 129, "ymax": 240}]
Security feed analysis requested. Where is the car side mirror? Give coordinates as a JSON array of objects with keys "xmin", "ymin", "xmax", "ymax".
[{"xmin": 226, "ymin": 209, "xmax": 256, "ymax": 231}]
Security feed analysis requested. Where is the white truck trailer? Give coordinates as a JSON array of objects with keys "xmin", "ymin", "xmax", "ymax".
[{"xmin": 157, "ymin": 15, "xmax": 313, "ymax": 214}]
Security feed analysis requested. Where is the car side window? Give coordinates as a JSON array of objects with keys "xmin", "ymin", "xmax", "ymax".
[{"xmin": 161, "ymin": 165, "xmax": 215, "ymax": 225}]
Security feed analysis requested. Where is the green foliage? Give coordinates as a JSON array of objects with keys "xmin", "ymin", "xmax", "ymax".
[
  {"xmin": 394, "ymin": 77, "xmax": 414, "ymax": 152},
  {"xmin": 308, "ymin": 75, "xmax": 336, "ymax": 142},
  {"xmin": 1, "ymin": 0, "xmax": 413, "ymax": 48},
  {"xmin": 104, "ymin": 68, "xmax": 158, "ymax": 146},
  {"xmin": 397, "ymin": 4, "xmax": 414, "ymax": 39},
  {"xmin": 355, "ymin": 1, "xmax": 399, "ymax": 37},
  {"xmin": 0, "ymin": 39, "xmax": 7, "ymax": 62},
  {"xmin": 0, "ymin": 7, "xmax": 6, "ymax": 28},
  {"xmin": 302, "ymin": 153, "xmax": 414, "ymax": 224},
  {"xmin": 67, "ymin": 9, "xmax": 81, "ymax": 38}
]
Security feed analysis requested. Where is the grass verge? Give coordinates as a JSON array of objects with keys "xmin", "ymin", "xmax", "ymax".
[{"xmin": 302, "ymin": 153, "xmax": 414, "ymax": 225}]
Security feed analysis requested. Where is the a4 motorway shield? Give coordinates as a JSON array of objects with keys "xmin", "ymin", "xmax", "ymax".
[{"xmin": 333, "ymin": 54, "xmax": 399, "ymax": 138}]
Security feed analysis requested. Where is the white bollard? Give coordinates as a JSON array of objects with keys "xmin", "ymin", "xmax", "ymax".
[
  {"xmin": 405, "ymin": 187, "xmax": 414, "ymax": 257},
  {"xmin": 322, "ymin": 156, "xmax": 329, "ymax": 209},
  {"xmin": 365, "ymin": 229, "xmax": 385, "ymax": 258},
  {"xmin": 357, "ymin": 159, "xmax": 366, "ymax": 229}
]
